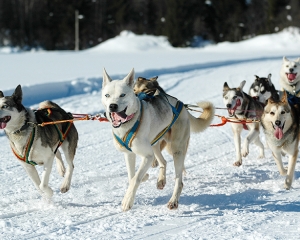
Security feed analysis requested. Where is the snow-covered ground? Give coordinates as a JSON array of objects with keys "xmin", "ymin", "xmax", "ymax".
[{"xmin": 1, "ymin": 28, "xmax": 300, "ymax": 239}]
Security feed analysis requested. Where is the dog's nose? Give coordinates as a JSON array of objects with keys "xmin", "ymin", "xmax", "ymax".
[
  {"xmin": 275, "ymin": 120, "xmax": 281, "ymax": 126},
  {"xmin": 289, "ymin": 68, "xmax": 294, "ymax": 73},
  {"xmin": 226, "ymin": 104, "xmax": 231, "ymax": 108},
  {"xmin": 109, "ymin": 104, "xmax": 118, "ymax": 112}
]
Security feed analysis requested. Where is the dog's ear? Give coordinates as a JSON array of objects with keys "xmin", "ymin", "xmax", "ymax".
[
  {"xmin": 283, "ymin": 56, "xmax": 289, "ymax": 63},
  {"xmin": 254, "ymin": 75, "xmax": 259, "ymax": 81},
  {"xmin": 267, "ymin": 73, "xmax": 273, "ymax": 86},
  {"xmin": 281, "ymin": 91, "xmax": 288, "ymax": 104},
  {"xmin": 223, "ymin": 82, "xmax": 229, "ymax": 91},
  {"xmin": 0, "ymin": 91, "xmax": 4, "ymax": 98},
  {"xmin": 123, "ymin": 68, "xmax": 135, "ymax": 87},
  {"xmin": 296, "ymin": 57, "xmax": 300, "ymax": 63},
  {"xmin": 102, "ymin": 68, "xmax": 112, "ymax": 87},
  {"xmin": 12, "ymin": 85, "xmax": 23, "ymax": 105},
  {"xmin": 267, "ymin": 97, "xmax": 274, "ymax": 105},
  {"xmin": 149, "ymin": 76, "xmax": 158, "ymax": 82},
  {"xmin": 238, "ymin": 80, "xmax": 246, "ymax": 91},
  {"xmin": 137, "ymin": 77, "xmax": 145, "ymax": 81}
]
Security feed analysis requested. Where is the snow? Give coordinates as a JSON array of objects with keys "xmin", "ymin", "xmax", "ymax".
[{"xmin": 1, "ymin": 27, "xmax": 300, "ymax": 239}]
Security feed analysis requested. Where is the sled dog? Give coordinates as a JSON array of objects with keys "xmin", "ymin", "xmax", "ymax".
[
  {"xmin": 280, "ymin": 57, "xmax": 300, "ymax": 104},
  {"xmin": 261, "ymin": 92, "xmax": 299, "ymax": 189},
  {"xmin": 0, "ymin": 85, "xmax": 78, "ymax": 198},
  {"xmin": 223, "ymin": 80, "xmax": 265, "ymax": 166},
  {"xmin": 249, "ymin": 74, "xmax": 279, "ymax": 104},
  {"xmin": 102, "ymin": 69, "xmax": 214, "ymax": 211}
]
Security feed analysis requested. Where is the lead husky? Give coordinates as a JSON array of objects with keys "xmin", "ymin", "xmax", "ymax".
[
  {"xmin": 223, "ymin": 80, "xmax": 265, "ymax": 166},
  {"xmin": 280, "ymin": 57, "xmax": 300, "ymax": 104},
  {"xmin": 102, "ymin": 68, "xmax": 214, "ymax": 211},
  {"xmin": 261, "ymin": 92, "xmax": 299, "ymax": 189},
  {"xmin": 0, "ymin": 85, "xmax": 78, "ymax": 198}
]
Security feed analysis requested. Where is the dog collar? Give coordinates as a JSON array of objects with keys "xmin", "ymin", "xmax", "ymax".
[{"xmin": 13, "ymin": 121, "xmax": 30, "ymax": 134}]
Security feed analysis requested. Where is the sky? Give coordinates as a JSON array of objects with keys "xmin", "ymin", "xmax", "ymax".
[{"xmin": 1, "ymin": 27, "xmax": 300, "ymax": 239}]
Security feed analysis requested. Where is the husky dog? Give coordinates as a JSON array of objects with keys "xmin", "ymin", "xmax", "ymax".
[
  {"xmin": 223, "ymin": 80, "xmax": 265, "ymax": 166},
  {"xmin": 280, "ymin": 57, "xmax": 300, "ymax": 105},
  {"xmin": 102, "ymin": 69, "xmax": 214, "ymax": 211},
  {"xmin": 134, "ymin": 76, "xmax": 166, "ymax": 96},
  {"xmin": 249, "ymin": 74, "xmax": 279, "ymax": 104},
  {"xmin": 261, "ymin": 92, "xmax": 299, "ymax": 189},
  {"xmin": 0, "ymin": 85, "xmax": 78, "ymax": 198}
]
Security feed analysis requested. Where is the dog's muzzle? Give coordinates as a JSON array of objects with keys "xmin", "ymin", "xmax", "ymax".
[
  {"xmin": 286, "ymin": 72, "xmax": 297, "ymax": 82},
  {"xmin": 0, "ymin": 116, "xmax": 11, "ymax": 129},
  {"xmin": 109, "ymin": 107, "xmax": 134, "ymax": 128}
]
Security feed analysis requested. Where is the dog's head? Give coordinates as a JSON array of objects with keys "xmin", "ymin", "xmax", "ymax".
[
  {"xmin": 281, "ymin": 56, "xmax": 300, "ymax": 85},
  {"xmin": 249, "ymin": 74, "xmax": 273, "ymax": 103},
  {"xmin": 0, "ymin": 85, "xmax": 26, "ymax": 131},
  {"xmin": 223, "ymin": 80, "xmax": 246, "ymax": 116},
  {"xmin": 133, "ymin": 76, "xmax": 159, "ymax": 96},
  {"xmin": 102, "ymin": 68, "xmax": 139, "ymax": 128},
  {"xmin": 262, "ymin": 92, "xmax": 292, "ymax": 140}
]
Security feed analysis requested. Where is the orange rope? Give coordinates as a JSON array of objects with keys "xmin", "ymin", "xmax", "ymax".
[
  {"xmin": 210, "ymin": 115, "xmax": 260, "ymax": 127},
  {"xmin": 36, "ymin": 113, "xmax": 109, "ymax": 127}
]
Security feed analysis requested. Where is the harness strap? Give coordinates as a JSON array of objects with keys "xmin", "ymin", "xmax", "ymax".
[
  {"xmin": 113, "ymin": 100, "xmax": 184, "ymax": 151},
  {"xmin": 286, "ymin": 90, "xmax": 300, "ymax": 105},
  {"xmin": 113, "ymin": 104, "xmax": 143, "ymax": 151},
  {"xmin": 44, "ymin": 108, "xmax": 73, "ymax": 154},
  {"xmin": 11, "ymin": 128, "xmax": 37, "ymax": 166}
]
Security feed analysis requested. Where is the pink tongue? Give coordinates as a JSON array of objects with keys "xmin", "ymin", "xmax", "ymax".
[
  {"xmin": 274, "ymin": 126, "xmax": 283, "ymax": 140},
  {"xmin": 111, "ymin": 112, "xmax": 125, "ymax": 126},
  {"xmin": 0, "ymin": 122, "xmax": 6, "ymax": 129},
  {"xmin": 287, "ymin": 73, "xmax": 296, "ymax": 81}
]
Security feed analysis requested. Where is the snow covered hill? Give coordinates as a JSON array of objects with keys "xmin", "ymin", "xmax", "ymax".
[{"xmin": 1, "ymin": 28, "xmax": 300, "ymax": 239}]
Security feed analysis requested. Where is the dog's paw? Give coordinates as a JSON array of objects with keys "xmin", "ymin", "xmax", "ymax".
[
  {"xmin": 279, "ymin": 168, "xmax": 288, "ymax": 176},
  {"xmin": 233, "ymin": 161, "xmax": 242, "ymax": 167},
  {"xmin": 241, "ymin": 148, "xmax": 249, "ymax": 157},
  {"xmin": 285, "ymin": 178, "xmax": 292, "ymax": 190},
  {"xmin": 121, "ymin": 195, "xmax": 135, "ymax": 211},
  {"xmin": 142, "ymin": 173, "xmax": 149, "ymax": 182},
  {"xmin": 39, "ymin": 185, "xmax": 53, "ymax": 198},
  {"xmin": 258, "ymin": 154, "xmax": 265, "ymax": 159},
  {"xmin": 152, "ymin": 159, "xmax": 159, "ymax": 168},
  {"xmin": 167, "ymin": 199, "xmax": 179, "ymax": 210},
  {"xmin": 157, "ymin": 178, "xmax": 166, "ymax": 190}
]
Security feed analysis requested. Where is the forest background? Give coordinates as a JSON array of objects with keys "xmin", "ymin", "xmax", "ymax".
[{"xmin": 0, "ymin": 0, "xmax": 299, "ymax": 51}]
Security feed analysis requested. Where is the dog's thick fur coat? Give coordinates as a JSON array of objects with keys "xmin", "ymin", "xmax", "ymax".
[
  {"xmin": 0, "ymin": 85, "xmax": 78, "ymax": 198},
  {"xmin": 102, "ymin": 69, "xmax": 214, "ymax": 211},
  {"xmin": 223, "ymin": 80, "xmax": 265, "ymax": 166},
  {"xmin": 261, "ymin": 92, "xmax": 299, "ymax": 189}
]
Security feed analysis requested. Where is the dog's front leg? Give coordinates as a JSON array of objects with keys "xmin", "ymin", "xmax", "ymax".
[
  {"xmin": 122, "ymin": 153, "xmax": 153, "ymax": 211},
  {"xmin": 284, "ymin": 143, "xmax": 298, "ymax": 190},
  {"xmin": 231, "ymin": 124, "xmax": 242, "ymax": 166},
  {"xmin": 124, "ymin": 152, "xmax": 136, "ymax": 182},
  {"xmin": 269, "ymin": 145, "xmax": 287, "ymax": 176},
  {"xmin": 152, "ymin": 142, "xmax": 167, "ymax": 189},
  {"xmin": 39, "ymin": 158, "xmax": 54, "ymax": 198},
  {"xmin": 20, "ymin": 161, "xmax": 43, "ymax": 195},
  {"xmin": 242, "ymin": 124, "xmax": 260, "ymax": 158}
]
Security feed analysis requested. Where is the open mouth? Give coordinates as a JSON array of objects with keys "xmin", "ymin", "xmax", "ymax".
[
  {"xmin": 272, "ymin": 121, "xmax": 285, "ymax": 140},
  {"xmin": 109, "ymin": 107, "xmax": 135, "ymax": 128},
  {"xmin": 227, "ymin": 98, "xmax": 241, "ymax": 116},
  {"xmin": 0, "ymin": 116, "xmax": 11, "ymax": 129},
  {"xmin": 286, "ymin": 73, "xmax": 297, "ymax": 82}
]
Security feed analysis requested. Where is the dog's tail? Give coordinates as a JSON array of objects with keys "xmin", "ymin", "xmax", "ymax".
[{"xmin": 188, "ymin": 101, "xmax": 215, "ymax": 133}]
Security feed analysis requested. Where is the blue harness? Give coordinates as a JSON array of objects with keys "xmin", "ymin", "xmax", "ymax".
[
  {"xmin": 113, "ymin": 93, "xmax": 184, "ymax": 152},
  {"xmin": 286, "ymin": 90, "xmax": 300, "ymax": 105}
]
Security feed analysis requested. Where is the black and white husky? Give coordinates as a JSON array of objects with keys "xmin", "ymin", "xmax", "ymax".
[
  {"xmin": 249, "ymin": 74, "xmax": 279, "ymax": 104},
  {"xmin": 223, "ymin": 80, "xmax": 265, "ymax": 166},
  {"xmin": 0, "ymin": 85, "xmax": 78, "ymax": 199}
]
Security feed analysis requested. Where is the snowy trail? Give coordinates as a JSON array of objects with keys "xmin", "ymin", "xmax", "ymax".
[{"xmin": 1, "ymin": 40, "xmax": 300, "ymax": 238}]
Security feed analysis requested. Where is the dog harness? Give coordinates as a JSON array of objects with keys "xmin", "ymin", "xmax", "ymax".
[
  {"xmin": 10, "ymin": 108, "xmax": 73, "ymax": 166},
  {"xmin": 113, "ymin": 98, "xmax": 184, "ymax": 152},
  {"xmin": 11, "ymin": 128, "xmax": 37, "ymax": 166},
  {"xmin": 286, "ymin": 89, "xmax": 300, "ymax": 105}
]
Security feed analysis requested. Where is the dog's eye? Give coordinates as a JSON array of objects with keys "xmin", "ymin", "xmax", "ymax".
[
  {"xmin": 233, "ymin": 96, "xmax": 237, "ymax": 100},
  {"xmin": 105, "ymin": 94, "xmax": 110, "ymax": 98},
  {"xmin": 120, "ymin": 93, "xmax": 126, "ymax": 97},
  {"xmin": 225, "ymin": 96, "xmax": 228, "ymax": 100},
  {"xmin": 281, "ymin": 111, "xmax": 285, "ymax": 114},
  {"xmin": 2, "ymin": 105, "xmax": 8, "ymax": 109},
  {"xmin": 294, "ymin": 65, "xmax": 297, "ymax": 68},
  {"xmin": 270, "ymin": 112, "xmax": 275, "ymax": 115}
]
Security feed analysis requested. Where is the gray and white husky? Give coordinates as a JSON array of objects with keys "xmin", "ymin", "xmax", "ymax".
[
  {"xmin": 223, "ymin": 80, "xmax": 265, "ymax": 166},
  {"xmin": 280, "ymin": 57, "xmax": 300, "ymax": 98},
  {"xmin": 102, "ymin": 68, "xmax": 214, "ymax": 211},
  {"xmin": 0, "ymin": 85, "xmax": 78, "ymax": 198},
  {"xmin": 261, "ymin": 92, "xmax": 299, "ymax": 189},
  {"xmin": 249, "ymin": 74, "xmax": 279, "ymax": 104}
]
